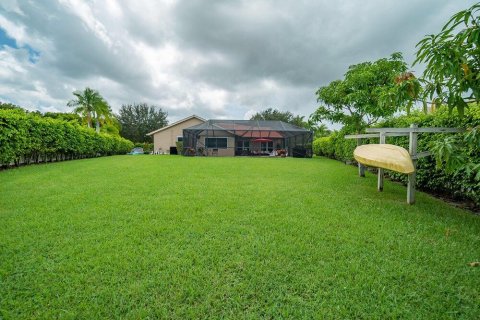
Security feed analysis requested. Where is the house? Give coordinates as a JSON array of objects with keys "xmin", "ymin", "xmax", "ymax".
[
  {"xmin": 147, "ymin": 115, "xmax": 205, "ymax": 154},
  {"xmin": 182, "ymin": 119, "xmax": 313, "ymax": 157}
]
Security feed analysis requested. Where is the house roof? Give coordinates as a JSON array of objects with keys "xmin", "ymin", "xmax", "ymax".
[
  {"xmin": 185, "ymin": 119, "xmax": 309, "ymax": 131},
  {"xmin": 146, "ymin": 115, "xmax": 206, "ymax": 136},
  {"xmin": 184, "ymin": 119, "xmax": 311, "ymax": 138}
]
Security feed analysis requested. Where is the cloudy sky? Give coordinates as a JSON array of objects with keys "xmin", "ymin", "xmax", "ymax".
[{"xmin": 0, "ymin": 0, "xmax": 472, "ymax": 123}]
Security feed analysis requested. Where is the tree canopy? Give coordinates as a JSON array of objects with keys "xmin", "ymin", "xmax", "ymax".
[
  {"xmin": 0, "ymin": 102, "xmax": 24, "ymax": 111},
  {"xmin": 311, "ymin": 53, "xmax": 412, "ymax": 132},
  {"xmin": 117, "ymin": 103, "xmax": 168, "ymax": 143},
  {"xmin": 414, "ymin": 3, "xmax": 480, "ymax": 117},
  {"xmin": 250, "ymin": 108, "xmax": 308, "ymax": 128}
]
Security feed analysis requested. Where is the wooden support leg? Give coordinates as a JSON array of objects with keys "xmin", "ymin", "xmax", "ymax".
[
  {"xmin": 359, "ymin": 164, "xmax": 365, "ymax": 177},
  {"xmin": 378, "ymin": 168, "xmax": 384, "ymax": 191},
  {"xmin": 408, "ymin": 124, "xmax": 418, "ymax": 204},
  {"xmin": 378, "ymin": 132, "xmax": 385, "ymax": 192},
  {"xmin": 356, "ymin": 138, "xmax": 365, "ymax": 177},
  {"xmin": 407, "ymin": 171, "xmax": 416, "ymax": 204}
]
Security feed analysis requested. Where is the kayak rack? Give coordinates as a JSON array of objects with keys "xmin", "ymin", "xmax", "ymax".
[{"xmin": 345, "ymin": 124, "xmax": 464, "ymax": 204}]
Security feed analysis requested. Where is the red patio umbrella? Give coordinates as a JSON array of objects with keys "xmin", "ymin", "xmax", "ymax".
[{"xmin": 252, "ymin": 138, "xmax": 273, "ymax": 142}]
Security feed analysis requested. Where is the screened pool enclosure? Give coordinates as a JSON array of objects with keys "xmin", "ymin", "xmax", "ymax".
[{"xmin": 182, "ymin": 120, "xmax": 313, "ymax": 157}]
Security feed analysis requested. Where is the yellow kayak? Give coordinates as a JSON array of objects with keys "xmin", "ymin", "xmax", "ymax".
[{"xmin": 354, "ymin": 144, "xmax": 415, "ymax": 174}]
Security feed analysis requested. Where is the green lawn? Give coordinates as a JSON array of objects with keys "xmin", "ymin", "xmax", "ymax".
[{"xmin": 0, "ymin": 156, "xmax": 479, "ymax": 319}]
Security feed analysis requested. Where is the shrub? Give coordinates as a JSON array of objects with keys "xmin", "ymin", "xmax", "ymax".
[
  {"xmin": 134, "ymin": 142, "xmax": 154, "ymax": 154},
  {"xmin": 313, "ymin": 130, "xmax": 355, "ymax": 162},
  {"xmin": 0, "ymin": 109, "xmax": 29, "ymax": 165},
  {"xmin": 175, "ymin": 141, "xmax": 183, "ymax": 155},
  {"xmin": 313, "ymin": 136, "xmax": 333, "ymax": 158},
  {"xmin": 0, "ymin": 109, "xmax": 134, "ymax": 167}
]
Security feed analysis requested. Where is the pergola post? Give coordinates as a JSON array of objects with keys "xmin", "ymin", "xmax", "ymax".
[
  {"xmin": 357, "ymin": 138, "xmax": 365, "ymax": 177},
  {"xmin": 407, "ymin": 124, "xmax": 418, "ymax": 204},
  {"xmin": 377, "ymin": 132, "xmax": 386, "ymax": 191}
]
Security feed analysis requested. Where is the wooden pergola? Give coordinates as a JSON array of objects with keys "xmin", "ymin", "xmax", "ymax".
[{"xmin": 346, "ymin": 124, "xmax": 464, "ymax": 204}]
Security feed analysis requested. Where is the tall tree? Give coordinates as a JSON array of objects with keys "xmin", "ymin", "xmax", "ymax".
[
  {"xmin": 414, "ymin": 2, "xmax": 480, "ymax": 117},
  {"xmin": 67, "ymin": 87, "xmax": 111, "ymax": 133},
  {"xmin": 117, "ymin": 103, "xmax": 168, "ymax": 143},
  {"xmin": 311, "ymin": 53, "xmax": 411, "ymax": 133},
  {"xmin": 307, "ymin": 122, "xmax": 331, "ymax": 139},
  {"xmin": 250, "ymin": 108, "xmax": 308, "ymax": 128},
  {"xmin": 92, "ymin": 99, "xmax": 113, "ymax": 133}
]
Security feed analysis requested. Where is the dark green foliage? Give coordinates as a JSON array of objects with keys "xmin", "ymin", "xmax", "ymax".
[
  {"xmin": 250, "ymin": 108, "xmax": 308, "ymax": 128},
  {"xmin": 0, "ymin": 102, "xmax": 24, "ymax": 110},
  {"xmin": 117, "ymin": 103, "xmax": 168, "ymax": 143},
  {"xmin": 312, "ymin": 53, "xmax": 412, "ymax": 132},
  {"xmin": 414, "ymin": 3, "xmax": 480, "ymax": 116},
  {"xmin": 0, "ymin": 108, "xmax": 133, "ymax": 167},
  {"xmin": 313, "ymin": 105, "xmax": 480, "ymax": 206}
]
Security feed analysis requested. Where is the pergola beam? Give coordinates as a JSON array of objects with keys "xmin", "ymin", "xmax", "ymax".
[
  {"xmin": 366, "ymin": 127, "xmax": 464, "ymax": 133},
  {"xmin": 345, "ymin": 133, "xmax": 409, "ymax": 139}
]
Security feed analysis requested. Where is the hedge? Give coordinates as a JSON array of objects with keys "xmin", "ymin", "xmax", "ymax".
[
  {"xmin": 313, "ymin": 105, "xmax": 480, "ymax": 206},
  {"xmin": 313, "ymin": 129, "xmax": 357, "ymax": 162},
  {"xmin": 0, "ymin": 109, "xmax": 134, "ymax": 167}
]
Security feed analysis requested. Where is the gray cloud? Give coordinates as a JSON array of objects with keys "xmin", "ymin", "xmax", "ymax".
[{"xmin": 0, "ymin": 0, "xmax": 472, "ymax": 123}]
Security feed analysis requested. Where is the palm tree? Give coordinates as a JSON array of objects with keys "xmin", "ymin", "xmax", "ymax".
[
  {"xmin": 91, "ymin": 98, "xmax": 112, "ymax": 133},
  {"xmin": 67, "ymin": 88, "xmax": 112, "ymax": 133}
]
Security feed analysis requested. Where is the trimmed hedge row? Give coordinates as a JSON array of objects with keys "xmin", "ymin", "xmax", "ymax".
[
  {"xmin": 0, "ymin": 109, "xmax": 134, "ymax": 167},
  {"xmin": 313, "ymin": 106, "xmax": 480, "ymax": 206},
  {"xmin": 313, "ymin": 130, "xmax": 357, "ymax": 162}
]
